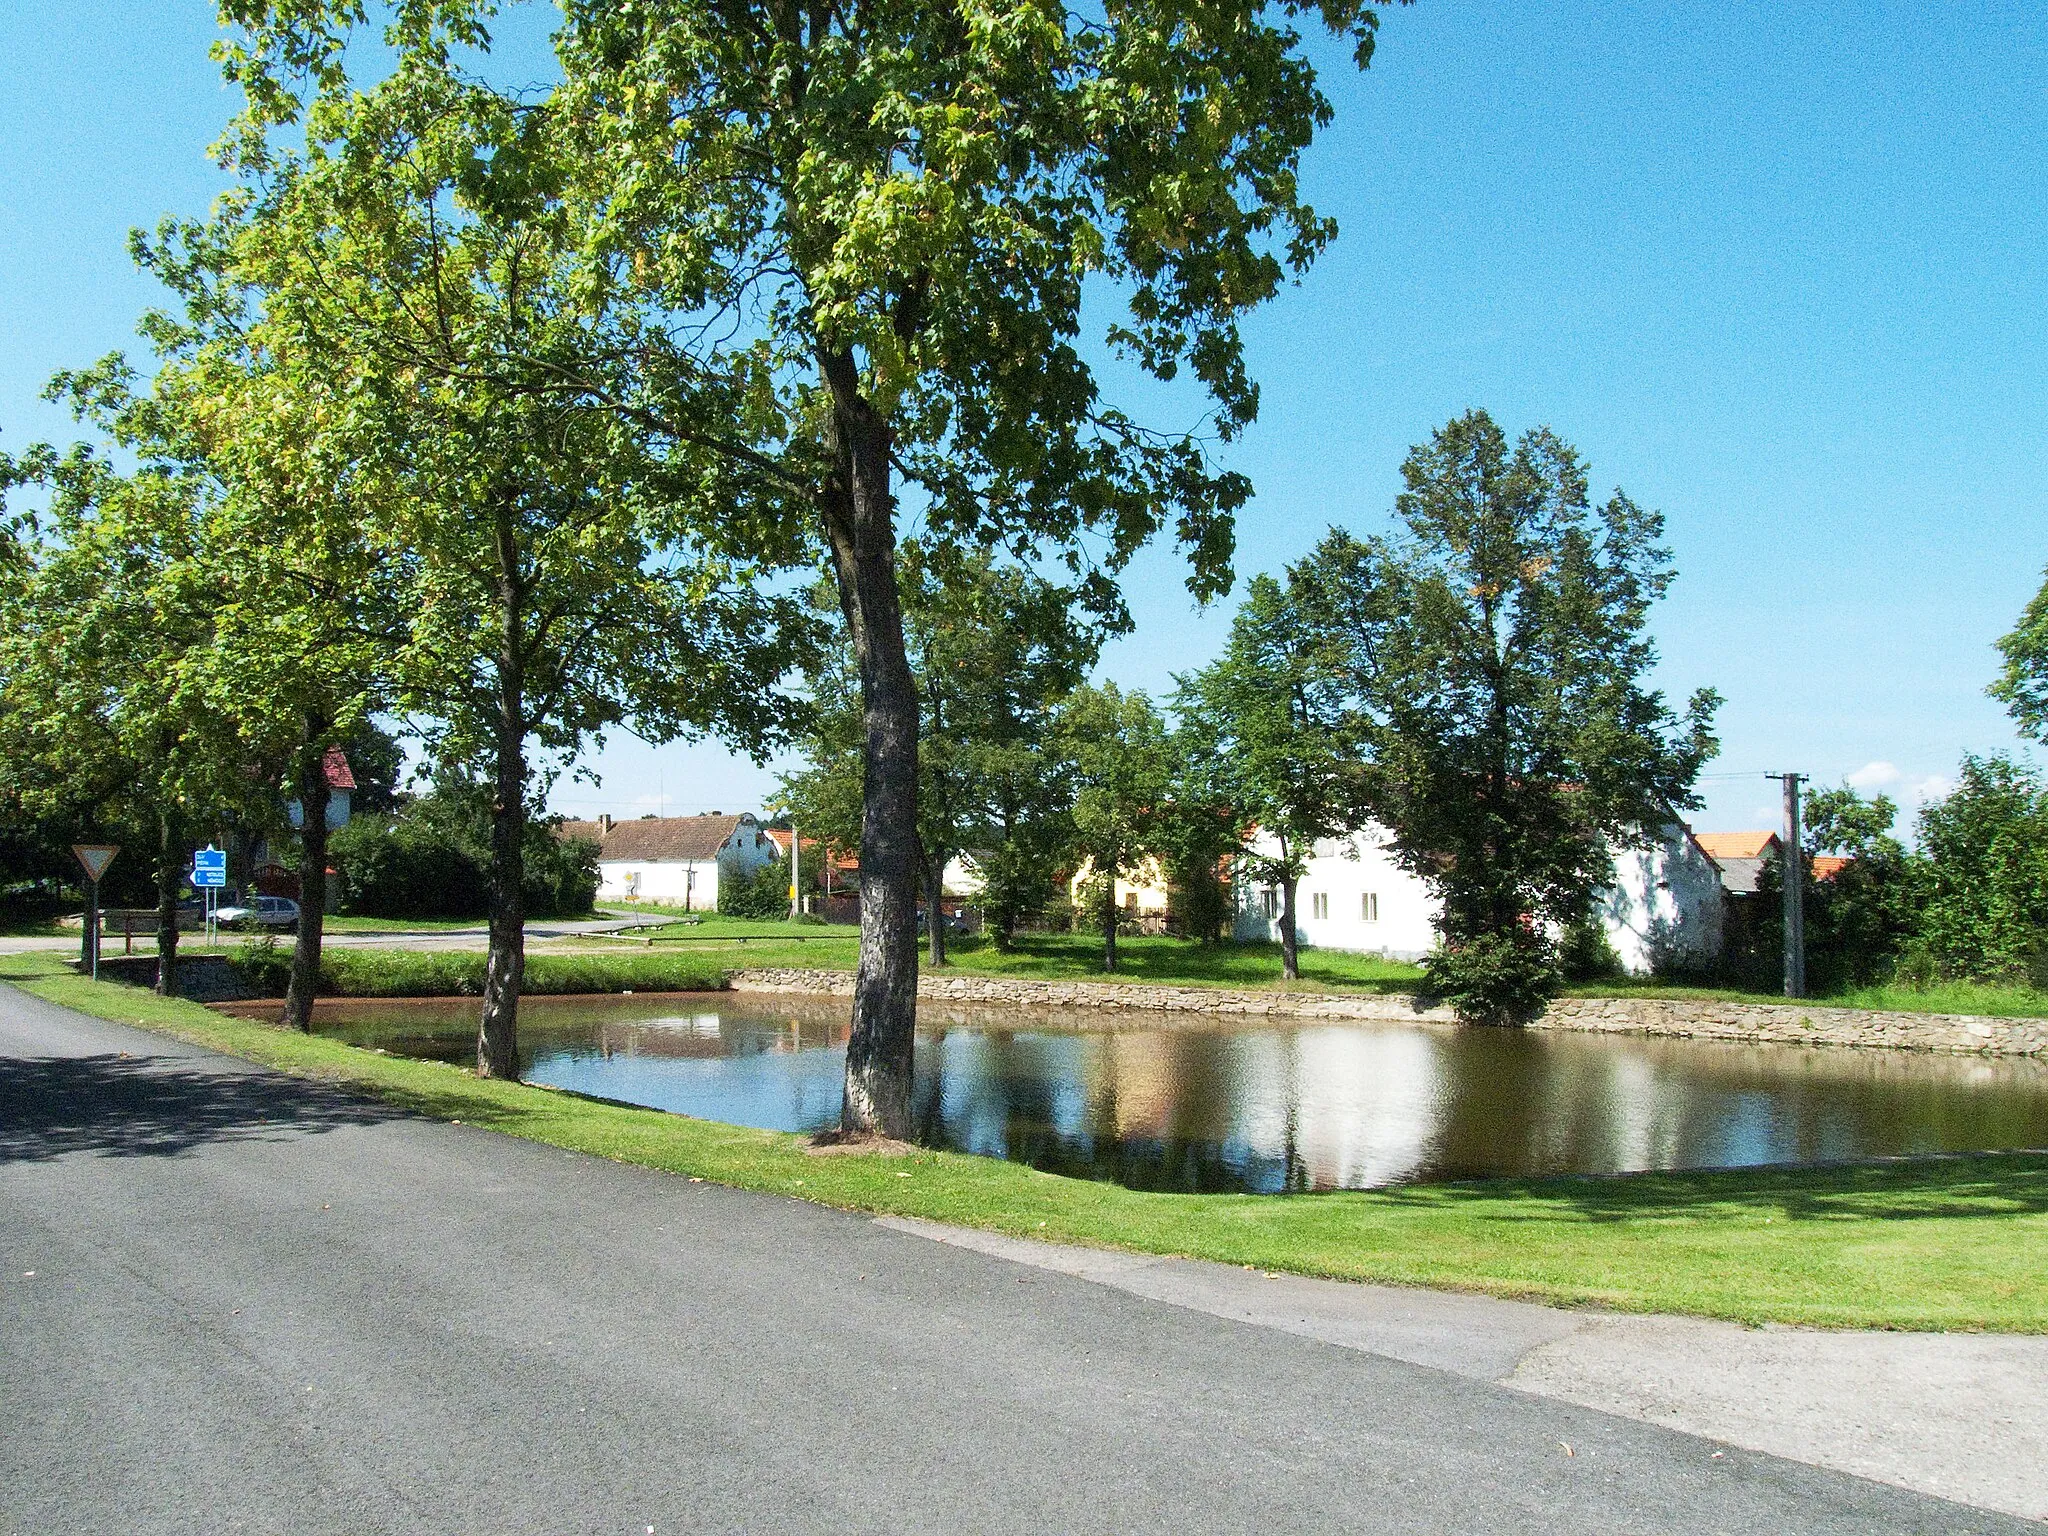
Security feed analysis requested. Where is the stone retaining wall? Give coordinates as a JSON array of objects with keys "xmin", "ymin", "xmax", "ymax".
[{"xmin": 725, "ymin": 967, "xmax": 2048, "ymax": 1057}]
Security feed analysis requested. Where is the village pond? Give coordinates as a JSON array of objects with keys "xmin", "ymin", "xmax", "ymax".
[{"xmin": 230, "ymin": 993, "xmax": 2048, "ymax": 1194}]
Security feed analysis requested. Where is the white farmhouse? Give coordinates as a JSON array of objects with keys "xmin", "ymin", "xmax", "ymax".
[
  {"xmin": 555, "ymin": 812, "xmax": 779, "ymax": 911},
  {"xmin": 1232, "ymin": 821, "xmax": 1722, "ymax": 975}
]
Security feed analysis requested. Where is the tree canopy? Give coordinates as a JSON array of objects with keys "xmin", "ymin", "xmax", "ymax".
[{"xmin": 1295, "ymin": 409, "xmax": 1719, "ymax": 1022}]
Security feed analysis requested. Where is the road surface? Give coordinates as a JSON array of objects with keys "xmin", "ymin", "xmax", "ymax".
[{"xmin": 0, "ymin": 986, "xmax": 2022, "ymax": 1534}]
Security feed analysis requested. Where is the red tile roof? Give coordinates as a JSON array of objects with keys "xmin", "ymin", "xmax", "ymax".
[
  {"xmin": 1695, "ymin": 831, "xmax": 1780, "ymax": 861},
  {"xmin": 555, "ymin": 813, "xmax": 766, "ymax": 862},
  {"xmin": 323, "ymin": 747, "xmax": 357, "ymax": 791}
]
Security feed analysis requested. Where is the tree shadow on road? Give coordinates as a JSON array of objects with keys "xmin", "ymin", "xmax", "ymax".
[{"xmin": 0, "ymin": 1053, "xmax": 404, "ymax": 1163}]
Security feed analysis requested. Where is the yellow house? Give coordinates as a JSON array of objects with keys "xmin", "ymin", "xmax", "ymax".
[{"xmin": 1067, "ymin": 854, "xmax": 1171, "ymax": 922}]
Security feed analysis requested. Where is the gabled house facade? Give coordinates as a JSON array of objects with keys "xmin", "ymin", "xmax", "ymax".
[
  {"xmin": 1231, "ymin": 820, "xmax": 1725, "ymax": 974},
  {"xmin": 555, "ymin": 812, "xmax": 778, "ymax": 910}
]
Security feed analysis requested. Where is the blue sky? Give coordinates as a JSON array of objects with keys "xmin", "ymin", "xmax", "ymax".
[{"xmin": 3, "ymin": 2, "xmax": 2042, "ymax": 837}]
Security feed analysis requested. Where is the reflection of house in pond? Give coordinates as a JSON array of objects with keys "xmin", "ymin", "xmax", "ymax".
[
  {"xmin": 587, "ymin": 1012, "xmax": 849, "ymax": 1062},
  {"xmin": 1060, "ymin": 1023, "xmax": 1449, "ymax": 1191}
]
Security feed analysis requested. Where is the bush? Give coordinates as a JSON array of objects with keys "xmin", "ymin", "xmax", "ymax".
[
  {"xmin": 1557, "ymin": 919, "xmax": 1623, "ymax": 983},
  {"xmin": 1424, "ymin": 928, "xmax": 1560, "ymax": 1026},
  {"xmin": 330, "ymin": 814, "xmax": 487, "ymax": 919},
  {"xmin": 329, "ymin": 793, "xmax": 598, "ymax": 920},
  {"xmin": 718, "ymin": 854, "xmax": 792, "ymax": 919},
  {"xmin": 233, "ymin": 933, "xmax": 291, "ymax": 996}
]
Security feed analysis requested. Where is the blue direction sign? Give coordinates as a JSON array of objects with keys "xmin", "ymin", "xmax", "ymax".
[{"xmin": 192, "ymin": 846, "xmax": 227, "ymax": 889}]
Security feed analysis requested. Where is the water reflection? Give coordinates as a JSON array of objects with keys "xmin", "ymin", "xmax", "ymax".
[{"xmin": 247, "ymin": 993, "xmax": 2048, "ymax": 1194}]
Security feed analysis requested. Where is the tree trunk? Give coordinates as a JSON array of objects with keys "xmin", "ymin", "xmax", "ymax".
[
  {"xmin": 1101, "ymin": 860, "xmax": 1119, "ymax": 974},
  {"xmin": 819, "ymin": 347, "xmax": 919, "ymax": 1140},
  {"xmin": 153, "ymin": 811, "xmax": 179, "ymax": 998},
  {"xmin": 477, "ymin": 510, "xmax": 527, "ymax": 1081},
  {"xmin": 926, "ymin": 855, "xmax": 948, "ymax": 968},
  {"xmin": 1279, "ymin": 866, "xmax": 1301, "ymax": 981},
  {"xmin": 283, "ymin": 728, "xmax": 332, "ymax": 1032}
]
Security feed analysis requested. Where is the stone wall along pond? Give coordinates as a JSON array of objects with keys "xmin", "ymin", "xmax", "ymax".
[{"xmin": 724, "ymin": 967, "xmax": 2048, "ymax": 1057}]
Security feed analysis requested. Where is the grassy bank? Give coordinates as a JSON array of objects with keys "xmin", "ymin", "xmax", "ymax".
[
  {"xmin": 5, "ymin": 947, "xmax": 2043, "ymax": 1333},
  {"xmin": 233, "ymin": 945, "xmax": 731, "ymax": 997},
  {"xmin": 600, "ymin": 923, "xmax": 2048, "ymax": 1018}
]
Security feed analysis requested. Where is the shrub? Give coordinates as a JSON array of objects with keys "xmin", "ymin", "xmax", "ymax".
[
  {"xmin": 328, "ymin": 793, "xmax": 598, "ymax": 919},
  {"xmin": 1558, "ymin": 919, "xmax": 1623, "ymax": 983},
  {"xmin": 1424, "ymin": 928, "xmax": 1560, "ymax": 1026},
  {"xmin": 718, "ymin": 854, "xmax": 792, "ymax": 919}
]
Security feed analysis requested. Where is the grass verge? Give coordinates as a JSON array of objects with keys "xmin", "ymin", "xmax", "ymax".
[
  {"xmin": 5, "ymin": 948, "xmax": 2043, "ymax": 1333},
  {"xmin": 230, "ymin": 945, "xmax": 731, "ymax": 997}
]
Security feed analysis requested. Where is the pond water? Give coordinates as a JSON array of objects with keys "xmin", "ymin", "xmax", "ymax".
[{"xmin": 239, "ymin": 993, "xmax": 2048, "ymax": 1194}]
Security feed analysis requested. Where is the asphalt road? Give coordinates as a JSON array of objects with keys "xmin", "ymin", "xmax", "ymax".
[{"xmin": 0, "ymin": 987, "xmax": 2022, "ymax": 1535}]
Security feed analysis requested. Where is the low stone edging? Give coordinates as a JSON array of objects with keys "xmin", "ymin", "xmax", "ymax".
[{"xmin": 724, "ymin": 966, "xmax": 2048, "ymax": 1057}]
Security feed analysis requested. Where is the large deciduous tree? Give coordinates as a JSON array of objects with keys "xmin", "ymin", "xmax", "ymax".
[
  {"xmin": 216, "ymin": 19, "xmax": 805, "ymax": 1076},
  {"xmin": 0, "ymin": 422, "xmax": 236, "ymax": 998},
  {"xmin": 549, "ymin": 0, "xmax": 1398, "ymax": 1133},
  {"xmin": 226, "ymin": 0, "xmax": 1401, "ymax": 1129},
  {"xmin": 1058, "ymin": 683, "xmax": 1172, "ymax": 974},
  {"xmin": 1176, "ymin": 573, "xmax": 1358, "ymax": 978},
  {"xmin": 125, "ymin": 216, "xmax": 402, "ymax": 1031},
  {"xmin": 778, "ymin": 545, "xmax": 1097, "ymax": 965},
  {"xmin": 1296, "ymin": 409, "xmax": 1719, "ymax": 1024}
]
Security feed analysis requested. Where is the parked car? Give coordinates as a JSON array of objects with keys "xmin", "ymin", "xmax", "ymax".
[
  {"xmin": 215, "ymin": 895, "xmax": 301, "ymax": 932},
  {"xmin": 915, "ymin": 907, "xmax": 969, "ymax": 935}
]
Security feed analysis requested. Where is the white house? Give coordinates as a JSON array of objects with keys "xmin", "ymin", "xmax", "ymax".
[
  {"xmin": 1232, "ymin": 821, "xmax": 1723, "ymax": 975},
  {"xmin": 555, "ymin": 812, "xmax": 779, "ymax": 910}
]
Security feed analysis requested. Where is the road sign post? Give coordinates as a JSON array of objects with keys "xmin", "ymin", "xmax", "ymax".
[
  {"xmin": 72, "ymin": 845, "xmax": 120, "ymax": 982},
  {"xmin": 192, "ymin": 847, "xmax": 226, "ymax": 949}
]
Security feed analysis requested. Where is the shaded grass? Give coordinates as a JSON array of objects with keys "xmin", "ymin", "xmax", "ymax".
[
  {"xmin": 230, "ymin": 946, "xmax": 732, "ymax": 998},
  {"xmin": 5, "ymin": 946, "xmax": 2043, "ymax": 1333}
]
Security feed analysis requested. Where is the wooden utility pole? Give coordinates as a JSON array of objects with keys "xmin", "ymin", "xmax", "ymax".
[
  {"xmin": 1771, "ymin": 772, "xmax": 1807, "ymax": 998},
  {"xmin": 789, "ymin": 822, "xmax": 801, "ymax": 921}
]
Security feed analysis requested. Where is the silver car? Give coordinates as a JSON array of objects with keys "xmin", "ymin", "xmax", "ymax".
[{"xmin": 214, "ymin": 895, "xmax": 301, "ymax": 931}]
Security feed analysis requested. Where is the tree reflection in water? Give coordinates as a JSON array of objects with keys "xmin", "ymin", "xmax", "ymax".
[{"xmin": 259, "ymin": 993, "xmax": 2048, "ymax": 1195}]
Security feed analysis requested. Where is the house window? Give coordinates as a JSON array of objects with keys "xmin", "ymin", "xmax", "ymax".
[
  {"xmin": 1311, "ymin": 892, "xmax": 1328, "ymax": 920},
  {"xmin": 1260, "ymin": 889, "xmax": 1279, "ymax": 919},
  {"xmin": 1361, "ymin": 892, "xmax": 1379, "ymax": 922}
]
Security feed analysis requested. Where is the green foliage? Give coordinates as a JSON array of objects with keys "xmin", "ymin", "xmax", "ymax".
[
  {"xmin": 1057, "ymin": 684, "xmax": 1173, "ymax": 964},
  {"xmin": 777, "ymin": 545, "xmax": 1095, "ymax": 936},
  {"xmin": 1992, "ymin": 564, "xmax": 2048, "ymax": 741},
  {"xmin": 331, "ymin": 791, "xmax": 599, "ymax": 919},
  {"xmin": 1799, "ymin": 785, "xmax": 1922, "ymax": 990},
  {"xmin": 1423, "ymin": 928, "xmax": 1562, "ymax": 1026},
  {"xmin": 1916, "ymin": 755, "xmax": 2048, "ymax": 983},
  {"xmin": 1557, "ymin": 920, "xmax": 1624, "ymax": 983},
  {"xmin": 232, "ymin": 932, "xmax": 291, "ymax": 997},
  {"xmin": 1176, "ymin": 571, "xmax": 1359, "ymax": 965},
  {"xmin": 1295, "ymin": 410, "xmax": 1718, "ymax": 1023},
  {"xmin": 331, "ymin": 811, "xmax": 487, "ymax": 920},
  {"xmin": 718, "ymin": 853, "xmax": 805, "ymax": 921},
  {"xmin": 224, "ymin": 946, "xmax": 730, "ymax": 998}
]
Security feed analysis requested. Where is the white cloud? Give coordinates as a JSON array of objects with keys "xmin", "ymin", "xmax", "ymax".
[
  {"xmin": 1847, "ymin": 760, "xmax": 1901, "ymax": 791},
  {"xmin": 1907, "ymin": 773, "xmax": 1954, "ymax": 805}
]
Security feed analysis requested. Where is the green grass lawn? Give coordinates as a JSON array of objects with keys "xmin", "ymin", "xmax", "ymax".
[
  {"xmin": 6, "ymin": 945, "xmax": 2043, "ymax": 1333},
  {"xmin": 230, "ymin": 944, "xmax": 732, "ymax": 997}
]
